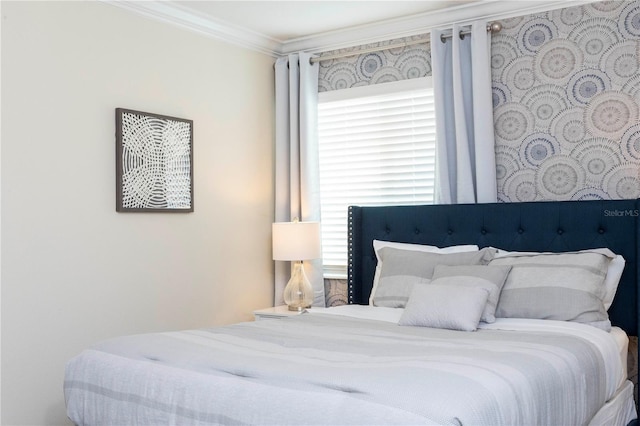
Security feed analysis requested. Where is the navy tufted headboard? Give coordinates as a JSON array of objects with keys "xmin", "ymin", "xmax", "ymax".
[{"xmin": 348, "ymin": 199, "xmax": 640, "ymax": 335}]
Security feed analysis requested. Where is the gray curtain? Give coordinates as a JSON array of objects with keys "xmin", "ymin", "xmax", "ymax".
[
  {"xmin": 431, "ymin": 21, "xmax": 498, "ymax": 204},
  {"xmin": 274, "ymin": 52, "xmax": 325, "ymax": 307}
]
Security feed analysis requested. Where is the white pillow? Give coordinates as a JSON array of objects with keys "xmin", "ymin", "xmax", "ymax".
[
  {"xmin": 493, "ymin": 247, "xmax": 624, "ymax": 310},
  {"xmin": 370, "ymin": 240, "xmax": 479, "ymax": 305},
  {"xmin": 398, "ymin": 283, "xmax": 490, "ymax": 331}
]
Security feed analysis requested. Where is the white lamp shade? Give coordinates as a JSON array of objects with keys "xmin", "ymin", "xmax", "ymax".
[{"xmin": 272, "ymin": 221, "xmax": 321, "ymax": 261}]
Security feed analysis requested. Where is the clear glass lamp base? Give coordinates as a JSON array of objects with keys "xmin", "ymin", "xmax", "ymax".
[{"xmin": 283, "ymin": 261, "xmax": 314, "ymax": 311}]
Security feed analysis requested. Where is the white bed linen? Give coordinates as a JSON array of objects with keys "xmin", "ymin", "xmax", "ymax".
[
  {"xmin": 307, "ymin": 304, "xmax": 404, "ymax": 323},
  {"xmin": 589, "ymin": 380, "xmax": 636, "ymax": 426},
  {"xmin": 312, "ymin": 305, "xmax": 630, "ymax": 383},
  {"xmin": 66, "ymin": 309, "xmax": 631, "ymax": 426},
  {"xmin": 611, "ymin": 326, "xmax": 630, "ymax": 380},
  {"xmin": 313, "ymin": 305, "xmax": 636, "ymax": 425},
  {"xmin": 479, "ymin": 318, "xmax": 625, "ymax": 397}
]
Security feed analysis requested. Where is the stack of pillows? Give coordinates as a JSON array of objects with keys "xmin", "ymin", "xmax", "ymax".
[{"xmin": 369, "ymin": 240, "xmax": 625, "ymax": 332}]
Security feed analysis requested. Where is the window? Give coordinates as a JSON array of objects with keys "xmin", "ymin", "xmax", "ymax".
[{"xmin": 317, "ymin": 77, "xmax": 437, "ymax": 278}]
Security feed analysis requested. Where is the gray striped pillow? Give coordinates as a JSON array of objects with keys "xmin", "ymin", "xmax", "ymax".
[
  {"xmin": 490, "ymin": 252, "xmax": 612, "ymax": 330},
  {"xmin": 431, "ymin": 264, "xmax": 512, "ymax": 324},
  {"xmin": 372, "ymin": 247, "xmax": 496, "ymax": 308}
]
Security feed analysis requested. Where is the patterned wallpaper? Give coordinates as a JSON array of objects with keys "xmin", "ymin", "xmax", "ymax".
[
  {"xmin": 318, "ymin": 0, "xmax": 640, "ymax": 202},
  {"xmin": 317, "ymin": 35, "xmax": 431, "ymax": 92},
  {"xmin": 492, "ymin": 1, "xmax": 640, "ymax": 201}
]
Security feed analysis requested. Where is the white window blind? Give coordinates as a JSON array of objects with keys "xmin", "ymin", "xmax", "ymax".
[{"xmin": 317, "ymin": 77, "xmax": 437, "ymax": 278}]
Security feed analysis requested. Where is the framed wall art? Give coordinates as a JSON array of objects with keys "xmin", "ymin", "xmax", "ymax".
[{"xmin": 115, "ymin": 108, "xmax": 194, "ymax": 212}]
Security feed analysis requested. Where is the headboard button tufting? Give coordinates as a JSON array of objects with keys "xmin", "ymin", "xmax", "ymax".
[
  {"xmin": 447, "ymin": 229, "xmax": 453, "ymax": 235},
  {"xmin": 518, "ymin": 228, "xmax": 524, "ymax": 234},
  {"xmin": 414, "ymin": 228, "xmax": 420, "ymax": 234},
  {"xmin": 481, "ymin": 228, "xmax": 487, "ymax": 235},
  {"xmin": 557, "ymin": 229, "xmax": 564, "ymax": 235},
  {"xmin": 599, "ymin": 228, "xmax": 605, "ymax": 234}
]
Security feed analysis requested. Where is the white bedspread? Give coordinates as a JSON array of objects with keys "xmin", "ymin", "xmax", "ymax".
[{"xmin": 65, "ymin": 311, "xmax": 625, "ymax": 425}]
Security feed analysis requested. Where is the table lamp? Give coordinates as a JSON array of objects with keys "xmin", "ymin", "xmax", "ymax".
[{"xmin": 272, "ymin": 219, "xmax": 321, "ymax": 311}]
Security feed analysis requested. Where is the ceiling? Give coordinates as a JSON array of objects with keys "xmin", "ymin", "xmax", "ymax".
[
  {"xmin": 178, "ymin": 1, "xmax": 480, "ymax": 42},
  {"xmin": 109, "ymin": 0, "xmax": 596, "ymax": 56}
]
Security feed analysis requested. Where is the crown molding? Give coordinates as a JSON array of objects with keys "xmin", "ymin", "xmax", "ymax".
[
  {"xmin": 284, "ymin": 0, "xmax": 598, "ymax": 54},
  {"xmin": 103, "ymin": 0, "xmax": 282, "ymax": 57},
  {"xmin": 104, "ymin": 0, "xmax": 599, "ymax": 58}
]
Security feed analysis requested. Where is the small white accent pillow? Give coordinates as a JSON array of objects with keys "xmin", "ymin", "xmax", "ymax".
[
  {"xmin": 370, "ymin": 240, "xmax": 479, "ymax": 305},
  {"xmin": 398, "ymin": 283, "xmax": 490, "ymax": 331}
]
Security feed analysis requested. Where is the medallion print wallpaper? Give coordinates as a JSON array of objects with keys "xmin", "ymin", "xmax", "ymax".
[
  {"xmin": 318, "ymin": 0, "xmax": 640, "ymax": 203},
  {"xmin": 491, "ymin": 0, "xmax": 640, "ymax": 201},
  {"xmin": 317, "ymin": 35, "xmax": 431, "ymax": 92}
]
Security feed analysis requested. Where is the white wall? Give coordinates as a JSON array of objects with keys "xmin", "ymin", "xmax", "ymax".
[{"xmin": 1, "ymin": 1, "xmax": 275, "ymax": 424}]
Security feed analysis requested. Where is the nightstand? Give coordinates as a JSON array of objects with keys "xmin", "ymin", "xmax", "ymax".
[{"xmin": 253, "ymin": 305, "xmax": 306, "ymax": 320}]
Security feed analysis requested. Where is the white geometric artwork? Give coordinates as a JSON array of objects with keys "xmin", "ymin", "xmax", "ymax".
[{"xmin": 116, "ymin": 108, "xmax": 193, "ymax": 212}]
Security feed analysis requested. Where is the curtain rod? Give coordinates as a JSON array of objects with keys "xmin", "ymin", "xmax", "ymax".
[{"xmin": 310, "ymin": 21, "xmax": 502, "ymax": 64}]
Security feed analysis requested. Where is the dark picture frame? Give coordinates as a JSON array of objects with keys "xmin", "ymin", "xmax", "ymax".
[{"xmin": 115, "ymin": 108, "xmax": 194, "ymax": 212}]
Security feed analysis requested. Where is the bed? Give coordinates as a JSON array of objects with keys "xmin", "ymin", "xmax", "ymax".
[{"xmin": 65, "ymin": 199, "xmax": 639, "ymax": 425}]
